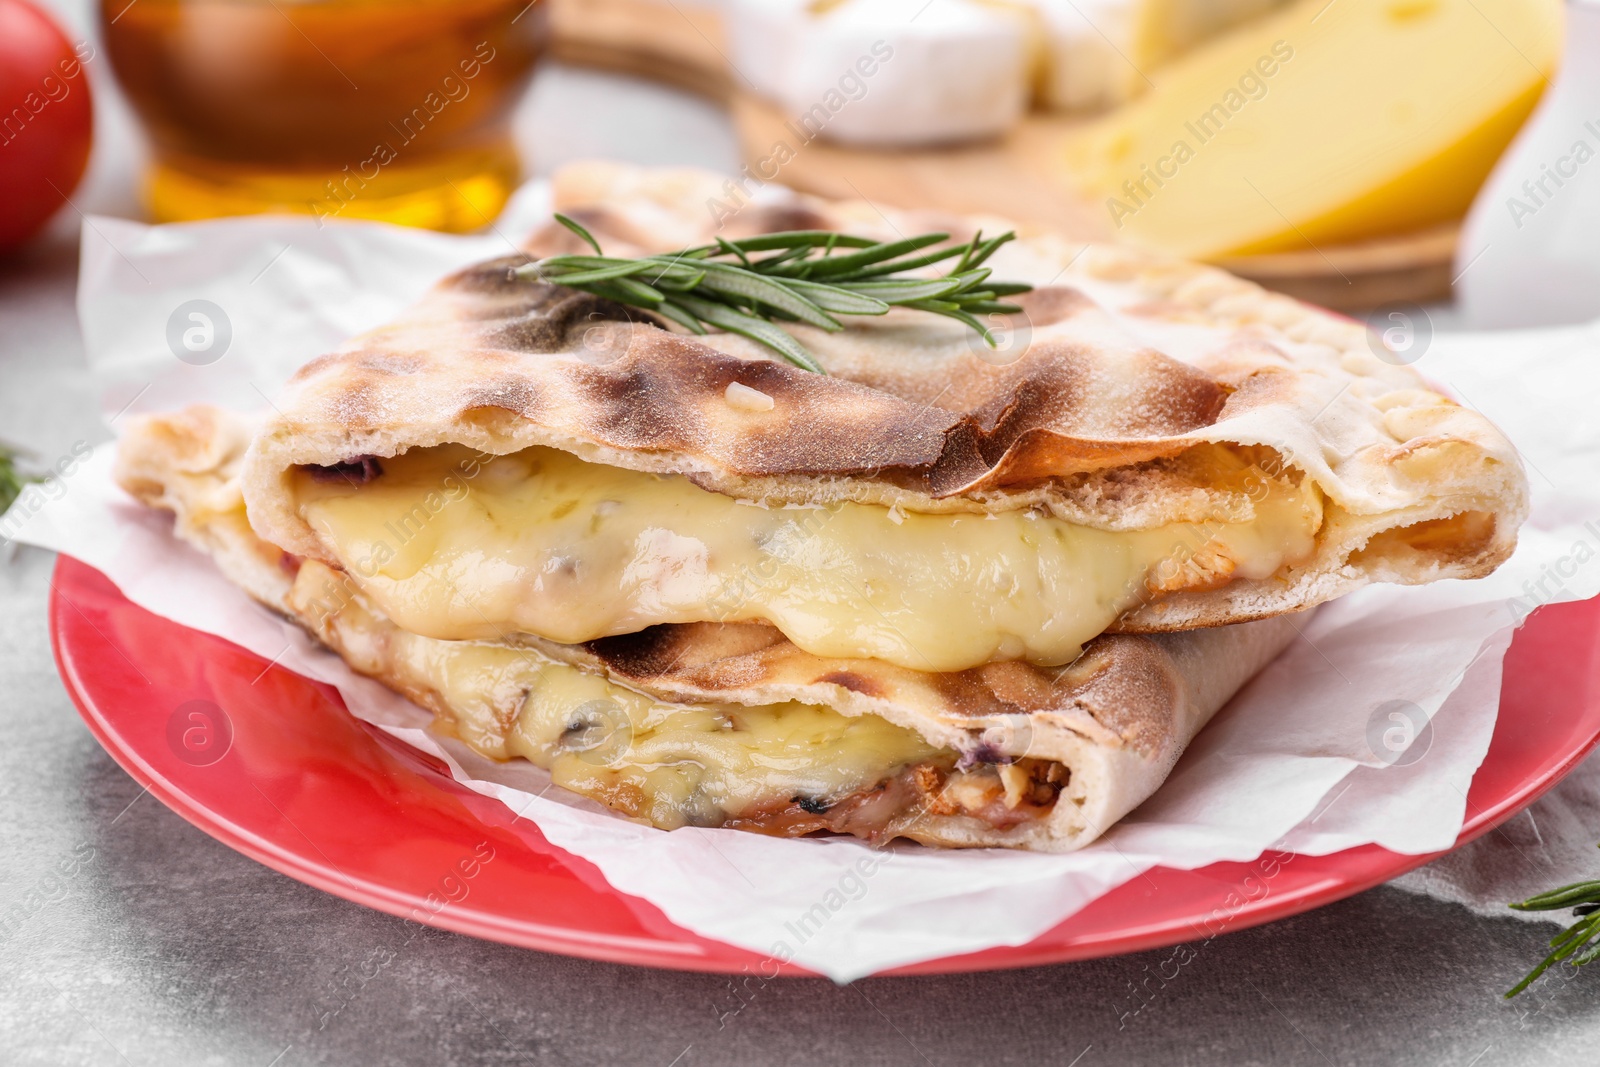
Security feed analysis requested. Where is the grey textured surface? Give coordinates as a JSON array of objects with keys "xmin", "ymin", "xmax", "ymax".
[{"xmin": 4, "ymin": 5, "xmax": 1600, "ymax": 1063}]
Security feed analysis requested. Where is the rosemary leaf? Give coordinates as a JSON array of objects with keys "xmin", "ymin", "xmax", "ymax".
[
  {"xmin": 782, "ymin": 279, "xmax": 890, "ymax": 315},
  {"xmin": 848, "ymin": 278, "xmax": 965, "ymax": 302},
  {"xmin": 0, "ymin": 445, "xmax": 39, "ymax": 516},
  {"xmin": 827, "ymin": 243, "xmax": 971, "ymax": 282},
  {"xmin": 898, "ymin": 298, "xmax": 964, "ymax": 315},
  {"xmin": 536, "ymin": 254, "xmax": 628, "ymax": 271},
  {"xmin": 674, "ymin": 294, "xmax": 827, "ymax": 374},
  {"xmin": 527, "ymin": 215, "xmax": 1034, "ymax": 372},
  {"xmin": 1507, "ymin": 848, "xmax": 1600, "ymax": 997},
  {"xmin": 693, "ymin": 262, "xmax": 842, "ymax": 331},
  {"xmin": 540, "ymin": 261, "xmax": 655, "ymax": 286},
  {"xmin": 693, "ymin": 231, "xmax": 876, "ymax": 255},
  {"xmin": 961, "ymin": 301, "xmax": 1027, "ymax": 316},
  {"xmin": 555, "ymin": 214, "xmax": 605, "ymax": 254},
  {"xmin": 611, "ymin": 277, "xmax": 666, "ymax": 306},
  {"xmin": 800, "ymin": 234, "xmax": 951, "ymax": 279},
  {"xmin": 947, "ymin": 268, "xmax": 994, "ymax": 292},
  {"xmin": 715, "ymin": 236, "xmax": 752, "ymax": 267},
  {"xmin": 1514, "ymin": 880, "xmax": 1600, "ymax": 911},
  {"xmin": 939, "ymin": 309, "xmax": 1000, "ymax": 345},
  {"xmin": 747, "ymin": 245, "xmax": 822, "ymax": 274},
  {"xmin": 648, "ymin": 268, "xmax": 707, "ymax": 293},
  {"xmin": 654, "ymin": 300, "xmax": 708, "ymax": 336}
]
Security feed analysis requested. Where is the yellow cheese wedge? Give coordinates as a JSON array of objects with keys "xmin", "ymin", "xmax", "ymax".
[
  {"xmin": 1066, "ymin": 0, "xmax": 1564, "ymax": 257},
  {"xmin": 1130, "ymin": 0, "xmax": 1294, "ymax": 71}
]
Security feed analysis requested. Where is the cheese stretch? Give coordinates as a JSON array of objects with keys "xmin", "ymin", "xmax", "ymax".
[
  {"xmin": 298, "ymin": 561, "xmax": 943, "ymax": 830},
  {"xmin": 1067, "ymin": 0, "xmax": 1565, "ymax": 257},
  {"xmin": 292, "ymin": 443, "xmax": 1322, "ymax": 674}
]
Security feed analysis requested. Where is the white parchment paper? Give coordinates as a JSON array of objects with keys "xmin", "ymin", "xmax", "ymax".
[{"xmin": 8, "ymin": 189, "xmax": 1600, "ymax": 981}]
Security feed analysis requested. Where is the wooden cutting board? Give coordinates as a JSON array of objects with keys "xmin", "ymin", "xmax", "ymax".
[{"xmin": 546, "ymin": 0, "xmax": 1457, "ymax": 311}]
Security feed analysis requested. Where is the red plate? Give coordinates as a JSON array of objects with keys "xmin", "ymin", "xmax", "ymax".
[{"xmin": 50, "ymin": 554, "xmax": 1600, "ymax": 976}]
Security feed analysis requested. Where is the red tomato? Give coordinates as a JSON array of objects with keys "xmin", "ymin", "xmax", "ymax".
[{"xmin": 0, "ymin": 0, "xmax": 94, "ymax": 253}]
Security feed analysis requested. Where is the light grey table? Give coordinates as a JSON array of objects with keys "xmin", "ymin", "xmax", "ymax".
[{"xmin": 4, "ymin": 6, "xmax": 1599, "ymax": 1063}]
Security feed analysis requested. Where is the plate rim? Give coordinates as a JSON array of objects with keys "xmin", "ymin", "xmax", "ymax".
[{"xmin": 48, "ymin": 554, "xmax": 1600, "ymax": 977}]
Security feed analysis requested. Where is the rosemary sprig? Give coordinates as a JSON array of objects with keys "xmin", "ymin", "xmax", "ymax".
[
  {"xmin": 0, "ymin": 444, "xmax": 38, "ymax": 515},
  {"xmin": 517, "ymin": 215, "xmax": 1033, "ymax": 373},
  {"xmin": 1506, "ymin": 850, "xmax": 1600, "ymax": 997}
]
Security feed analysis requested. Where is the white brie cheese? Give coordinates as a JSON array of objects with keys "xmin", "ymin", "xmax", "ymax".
[
  {"xmin": 721, "ymin": 0, "xmax": 811, "ymax": 101},
  {"xmin": 723, "ymin": 0, "xmax": 1295, "ymax": 142},
  {"xmin": 729, "ymin": 0, "xmax": 1031, "ymax": 146},
  {"xmin": 1028, "ymin": 0, "xmax": 1142, "ymax": 111},
  {"xmin": 1029, "ymin": 0, "xmax": 1295, "ymax": 110}
]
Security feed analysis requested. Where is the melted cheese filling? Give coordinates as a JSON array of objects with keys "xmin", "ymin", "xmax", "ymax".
[
  {"xmin": 297, "ymin": 562, "xmax": 945, "ymax": 831},
  {"xmin": 293, "ymin": 444, "xmax": 1322, "ymax": 673}
]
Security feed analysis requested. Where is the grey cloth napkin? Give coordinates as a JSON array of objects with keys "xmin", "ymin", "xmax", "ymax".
[{"xmin": 1389, "ymin": 750, "xmax": 1600, "ymax": 925}]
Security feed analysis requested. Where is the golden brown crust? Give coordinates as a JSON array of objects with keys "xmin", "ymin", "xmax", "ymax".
[
  {"xmin": 107, "ymin": 162, "xmax": 1534, "ymax": 850},
  {"xmin": 240, "ymin": 163, "xmax": 1528, "ymax": 636},
  {"xmin": 570, "ymin": 620, "xmax": 1183, "ymax": 759},
  {"xmin": 116, "ymin": 404, "xmax": 1300, "ymax": 851}
]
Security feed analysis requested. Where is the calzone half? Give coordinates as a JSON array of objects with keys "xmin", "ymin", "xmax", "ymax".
[{"xmin": 115, "ymin": 163, "xmax": 1527, "ymax": 851}]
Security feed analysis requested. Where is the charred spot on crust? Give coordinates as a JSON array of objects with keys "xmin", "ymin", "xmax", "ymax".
[
  {"xmin": 442, "ymin": 254, "xmax": 542, "ymax": 295},
  {"xmin": 924, "ymin": 668, "xmax": 1023, "ymax": 719},
  {"xmin": 586, "ymin": 622, "xmax": 789, "ymax": 686},
  {"xmin": 792, "ymin": 794, "xmax": 831, "ymax": 815},
  {"xmin": 483, "ymin": 285, "xmax": 646, "ymax": 354},
  {"xmin": 288, "ymin": 352, "xmax": 339, "ymax": 383},
  {"xmin": 303, "ymin": 455, "xmax": 383, "ymax": 484},
  {"xmin": 732, "ymin": 204, "xmax": 835, "ymax": 236},
  {"xmin": 585, "ymin": 624, "xmax": 688, "ymax": 678},
  {"xmin": 442, "ymin": 256, "xmax": 649, "ymax": 352},
  {"xmin": 817, "ymin": 670, "xmax": 883, "ymax": 698},
  {"xmin": 460, "ymin": 376, "xmax": 542, "ymax": 416}
]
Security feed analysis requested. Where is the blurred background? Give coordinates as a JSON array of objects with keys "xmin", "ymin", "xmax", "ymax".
[
  {"xmin": 8, "ymin": 0, "xmax": 740, "ymax": 243},
  {"xmin": 5, "ymin": 0, "xmax": 1596, "ymax": 327},
  {"xmin": 4, "ymin": 0, "xmax": 1596, "ymax": 521}
]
